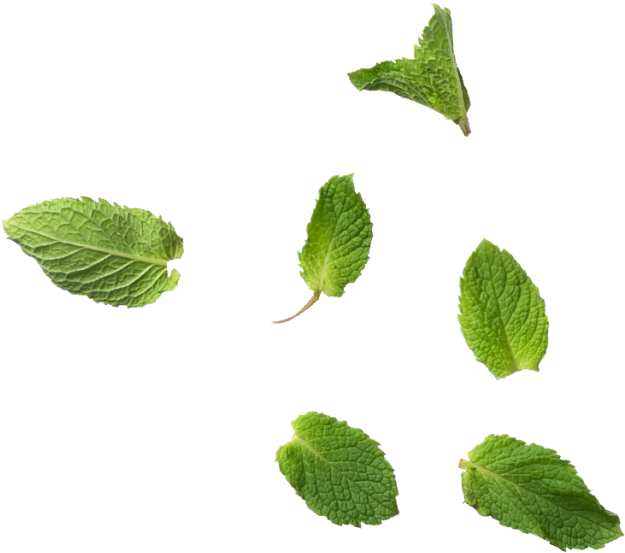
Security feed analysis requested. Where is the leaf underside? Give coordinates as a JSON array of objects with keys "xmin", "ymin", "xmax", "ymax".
[{"xmin": 3, "ymin": 197, "xmax": 183, "ymax": 307}]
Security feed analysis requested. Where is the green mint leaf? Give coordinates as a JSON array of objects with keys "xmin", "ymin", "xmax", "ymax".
[
  {"xmin": 3, "ymin": 197, "xmax": 183, "ymax": 308},
  {"xmin": 348, "ymin": 5, "xmax": 471, "ymax": 136},
  {"xmin": 460, "ymin": 435, "xmax": 623, "ymax": 550},
  {"xmin": 276, "ymin": 412, "xmax": 398, "ymax": 527},
  {"xmin": 458, "ymin": 238, "xmax": 548, "ymax": 379},
  {"xmin": 273, "ymin": 174, "xmax": 372, "ymax": 323}
]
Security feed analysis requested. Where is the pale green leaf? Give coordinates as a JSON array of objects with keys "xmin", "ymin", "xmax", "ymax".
[
  {"xmin": 3, "ymin": 197, "xmax": 183, "ymax": 307},
  {"xmin": 348, "ymin": 5, "xmax": 471, "ymax": 136},
  {"xmin": 276, "ymin": 412, "xmax": 399, "ymax": 527},
  {"xmin": 273, "ymin": 174, "xmax": 372, "ymax": 323},
  {"xmin": 458, "ymin": 238, "xmax": 548, "ymax": 379},
  {"xmin": 460, "ymin": 435, "xmax": 623, "ymax": 550}
]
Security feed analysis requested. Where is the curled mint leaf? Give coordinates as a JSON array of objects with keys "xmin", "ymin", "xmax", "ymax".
[
  {"xmin": 273, "ymin": 174, "xmax": 372, "ymax": 323},
  {"xmin": 3, "ymin": 197, "xmax": 183, "ymax": 307},
  {"xmin": 458, "ymin": 238, "xmax": 548, "ymax": 379},
  {"xmin": 276, "ymin": 412, "xmax": 399, "ymax": 527},
  {"xmin": 348, "ymin": 4, "xmax": 471, "ymax": 136},
  {"xmin": 460, "ymin": 435, "xmax": 623, "ymax": 550}
]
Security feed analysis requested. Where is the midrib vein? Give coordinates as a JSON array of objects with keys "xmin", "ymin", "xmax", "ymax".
[
  {"xmin": 15, "ymin": 227, "xmax": 168, "ymax": 266},
  {"xmin": 293, "ymin": 435, "xmax": 351, "ymax": 480},
  {"xmin": 317, "ymin": 235, "xmax": 336, "ymax": 292},
  {"xmin": 487, "ymin": 264, "xmax": 519, "ymax": 374},
  {"xmin": 292, "ymin": 434, "xmax": 387, "ymax": 507},
  {"xmin": 475, "ymin": 463, "xmax": 537, "ymax": 494},
  {"xmin": 432, "ymin": 9, "xmax": 466, "ymax": 117},
  {"xmin": 472, "ymin": 463, "xmax": 608, "ymax": 527},
  {"xmin": 316, "ymin": 198, "xmax": 348, "ymax": 292}
]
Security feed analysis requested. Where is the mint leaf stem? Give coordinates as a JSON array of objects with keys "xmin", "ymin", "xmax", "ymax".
[{"xmin": 272, "ymin": 291, "xmax": 320, "ymax": 324}]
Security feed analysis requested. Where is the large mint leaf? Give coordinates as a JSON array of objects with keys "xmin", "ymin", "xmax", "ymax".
[
  {"xmin": 273, "ymin": 174, "xmax": 372, "ymax": 323},
  {"xmin": 458, "ymin": 239, "xmax": 548, "ymax": 379},
  {"xmin": 276, "ymin": 412, "xmax": 398, "ymax": 527},
  {"xmin": 348, "ymin": 5, "xmax": 471, "ymax": 136},
  {"xmin": 460, "ymin": 435, "xmax": 623, "ymax": 550},
  {"xmin": 3, "ymin": 197, "xmax": 183, "ymax": 307}
]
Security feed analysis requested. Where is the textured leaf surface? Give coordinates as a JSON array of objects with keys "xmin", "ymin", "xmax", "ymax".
[
  {"xmin": 299, "ymin": 174, "xmax": 372, "ymax": 297},
  {"xmin": 273, "ymin": 174, "xmax": 372, "ymax": 323},
  {"xmin": 3, "ymin": 197, "xmax": 183, "ymax": 307},
  {"xmin": 460, "ymin": 435, "xmax": 623, "ymax": 550},
  {"xmin": 276, "ymin": 412, "xmax": 398, "ymax": 527},
  {"xmin": 458, "ymin": 239, "xmax": 548, "ymax": 379},
  {"xmin": 348, "ymin": 4, "xmax": 471, "ymax": 136}
]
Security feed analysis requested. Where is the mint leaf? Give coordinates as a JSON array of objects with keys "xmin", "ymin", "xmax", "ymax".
[
  {"xmin": 458, "ymin": 239, "xmax": 548, "ymax": 379},
  {"xmin": 276, "ymin": 412, "xmax": 398, "ymax": 527},
  {"xmin": 273, "ymin": 174, "xmax": 372, "ymax": 323},
  {"xmin": 348, "ymin": 5, "xmax": 471, "ymax": 136},
  {"xmin": 460, "ymin": 435, "xmax": 623, "ymax": 550},
  {"xmin": 3, "ymin": 197, "xmax": 183, "ymax": 307}
]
